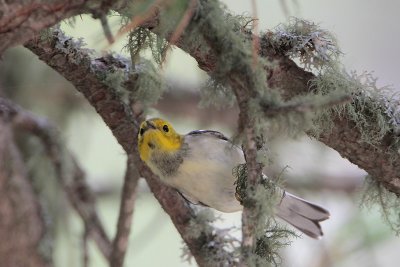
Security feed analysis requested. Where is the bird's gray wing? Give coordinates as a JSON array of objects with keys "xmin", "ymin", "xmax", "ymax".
[
  {"xmin": 187, "ymin": 130, "xmax": 229, "ymax": 141},
  {"xmin": 177, "ymin": 190, "xmax": 210, "ymax": 207}
]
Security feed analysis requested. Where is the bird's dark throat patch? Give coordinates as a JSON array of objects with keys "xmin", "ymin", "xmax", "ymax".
[{"xmin": 151, "ymin": 143, "xmax": 189, "ymax": 177}]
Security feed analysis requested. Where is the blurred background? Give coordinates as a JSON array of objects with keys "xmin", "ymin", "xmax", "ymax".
[{"xmin": 0, "ymin": 0, "xmax": 399, "ymax": 266}]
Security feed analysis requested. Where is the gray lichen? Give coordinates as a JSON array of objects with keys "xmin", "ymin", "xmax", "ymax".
[
  {"xmin": 127, "ymin": 59, "xmax": 166, "ymax": 106},
  {"xmin": 311, "ymin": 67, "xmax": 400, "ymax": 151},
  {"xmin": 265, "ymin": 18, "xmax": 341, "ymax": 70},
  {"xmin": 182, "ymin": 209, "xmax": 240, "ymax": 266},
  {"xmin": 234, "ymin": 164, "xmax": 296, "ymax": 266},
  {"xmin": 199, "ymin": 79, "xmax": 236, "ymax": 109},
  {"xmin": 311, "ymin": 66, "xmax": 400, "ymax": 233}
]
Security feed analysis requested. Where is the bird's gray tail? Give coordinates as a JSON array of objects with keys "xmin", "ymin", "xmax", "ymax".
[{"xmin": 276, "ymin": 191, "xmax": 330, "ymax": 239}]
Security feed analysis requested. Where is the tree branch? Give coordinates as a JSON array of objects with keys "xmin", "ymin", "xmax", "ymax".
[
  {"xmin": 25, "ymin": 29, "xmax": 232, "ymax": 266},
  {"xmin": 0, "ymin": 0, "xmax": 127, "ymax": 54},
  {"xmin": 262, "ymin": 94, "xmax": 352, "ymax": 117},
  {"xmin": 82, "ymin": 226, "xmax": 90, "ymax": 267},
  {"xmin": 136, "ymin": 0, "xmax": 400, "ymax": 196},
  {"xmin": 110, "ymin": 156, "xmax": 140, "ymax": 267},
  {"xmin": 180, "ymin": 2, "xmax": 274, "ymax": 264}
]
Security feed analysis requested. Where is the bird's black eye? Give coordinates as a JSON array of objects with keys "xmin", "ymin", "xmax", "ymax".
[
  {"xmin": 163, "ymin": 125, "xmax": 169, "ymax": 133},
  {"xmin": 140, "ymin": 128, "xmax": 145, "ymax": 135}
]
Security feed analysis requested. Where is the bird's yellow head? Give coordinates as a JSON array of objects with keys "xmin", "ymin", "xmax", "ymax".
[{"xmin": 138, "ymin": 118, "xmax": 182, "ymax": 163}]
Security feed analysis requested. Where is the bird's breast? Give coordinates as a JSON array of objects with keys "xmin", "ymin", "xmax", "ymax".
[{"xmin": 167, "ymin": 135, "xmax": 245, "ymax": 212}]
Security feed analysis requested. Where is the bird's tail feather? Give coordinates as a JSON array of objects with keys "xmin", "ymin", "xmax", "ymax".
[{"xmin": 276, "ymin": 191, "xmax": 330, "ymax": 239}]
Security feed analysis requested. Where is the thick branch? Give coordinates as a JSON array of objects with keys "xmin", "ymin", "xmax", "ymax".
[
  {"xmin": 0, "ymin": 0, "xmax": 126, "ymax": 54},
  {"xmin": 25, "ymin": 30, "xmax": 230, "ymax": 266}
]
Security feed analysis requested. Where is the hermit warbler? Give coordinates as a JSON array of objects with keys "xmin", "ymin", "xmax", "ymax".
[{"xmin": 138, "ymin": 118, "xmax": 330, "ymax": 238}]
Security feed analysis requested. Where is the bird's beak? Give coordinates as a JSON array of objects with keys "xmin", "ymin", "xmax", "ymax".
[{"xmin": 141, "ymin": 121, "xmax": 156, "ymax": 135}]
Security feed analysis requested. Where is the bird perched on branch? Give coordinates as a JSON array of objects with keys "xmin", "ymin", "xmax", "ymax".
[{"xmin": 138, "ymin": 118, "xmax": 330, "ymax": 238}]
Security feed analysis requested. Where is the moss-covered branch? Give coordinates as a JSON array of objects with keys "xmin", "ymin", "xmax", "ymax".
[{"xmin": 130, "ymin": 0, "xmax": 400, "ymax": 197}]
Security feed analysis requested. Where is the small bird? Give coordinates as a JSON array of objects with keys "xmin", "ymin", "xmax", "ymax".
[{"xmin": 138, "ymin": 118, "xmax": 330, "ymax": 238}]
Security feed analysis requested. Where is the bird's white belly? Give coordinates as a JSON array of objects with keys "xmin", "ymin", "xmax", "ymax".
[{"xmin": 169, "ymin": 150, "xmax": 244, "ymax": 212}]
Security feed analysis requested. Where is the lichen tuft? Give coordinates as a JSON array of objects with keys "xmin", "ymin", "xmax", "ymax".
[
  {"xmin": 264, "ymin": 18, "xmax": 341, "ymax": 70},
  {"xmin": 233, "ymin": 163, "xmax": 296, "ymax": 265}
]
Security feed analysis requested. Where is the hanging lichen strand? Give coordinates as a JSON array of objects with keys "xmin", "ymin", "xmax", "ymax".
[
  {"xmin": 176, "ymin": 2, "xmax": 294, "ymax": 265},
  {"xmin": 361, "ymin": 175, "xmax": 400, "ymax": 235},
  {"xmin": 234, "ymin": 164, "xmax": 296, "ymax": 266}
]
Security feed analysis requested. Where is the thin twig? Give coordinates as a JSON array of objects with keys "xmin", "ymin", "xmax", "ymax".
[
  {"xmin": 110, "ymin": 156, "xmax": 140, "ymax": 267},
  {"xmin": 238, "ymin": 116, "xmax": 263, "ymax": 266},
  {"xmin": 112, "ymin": 0, "xmax": 166, "ymax": 45},
  {"xmin": 100, "ymin": 14, "xmax": 115, "ymax": 44},
  {"xmin": 279, "ymin": 0, "xmax": 290, "ymax": 16},
  {"xmin": 0, "ymin": 113, "xmax": 51, "ymax": 267},
  {"xmin": 167, "ymin": 0, "xmax": 197, "ymax": 46},
  {"xmin": 262, "ymin": 94, "xmax": 352, "ymax": 117},
  {"xmin": 161, "ymin": 0, "xmax": 197, "ymax": 64},
  {"xmin": 250, "ymin": 0, "xmax": 260, "ymax": 68},
  {"xmin": 82, "ymin": 226, "xmax": 89, "ymax": 267}
]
